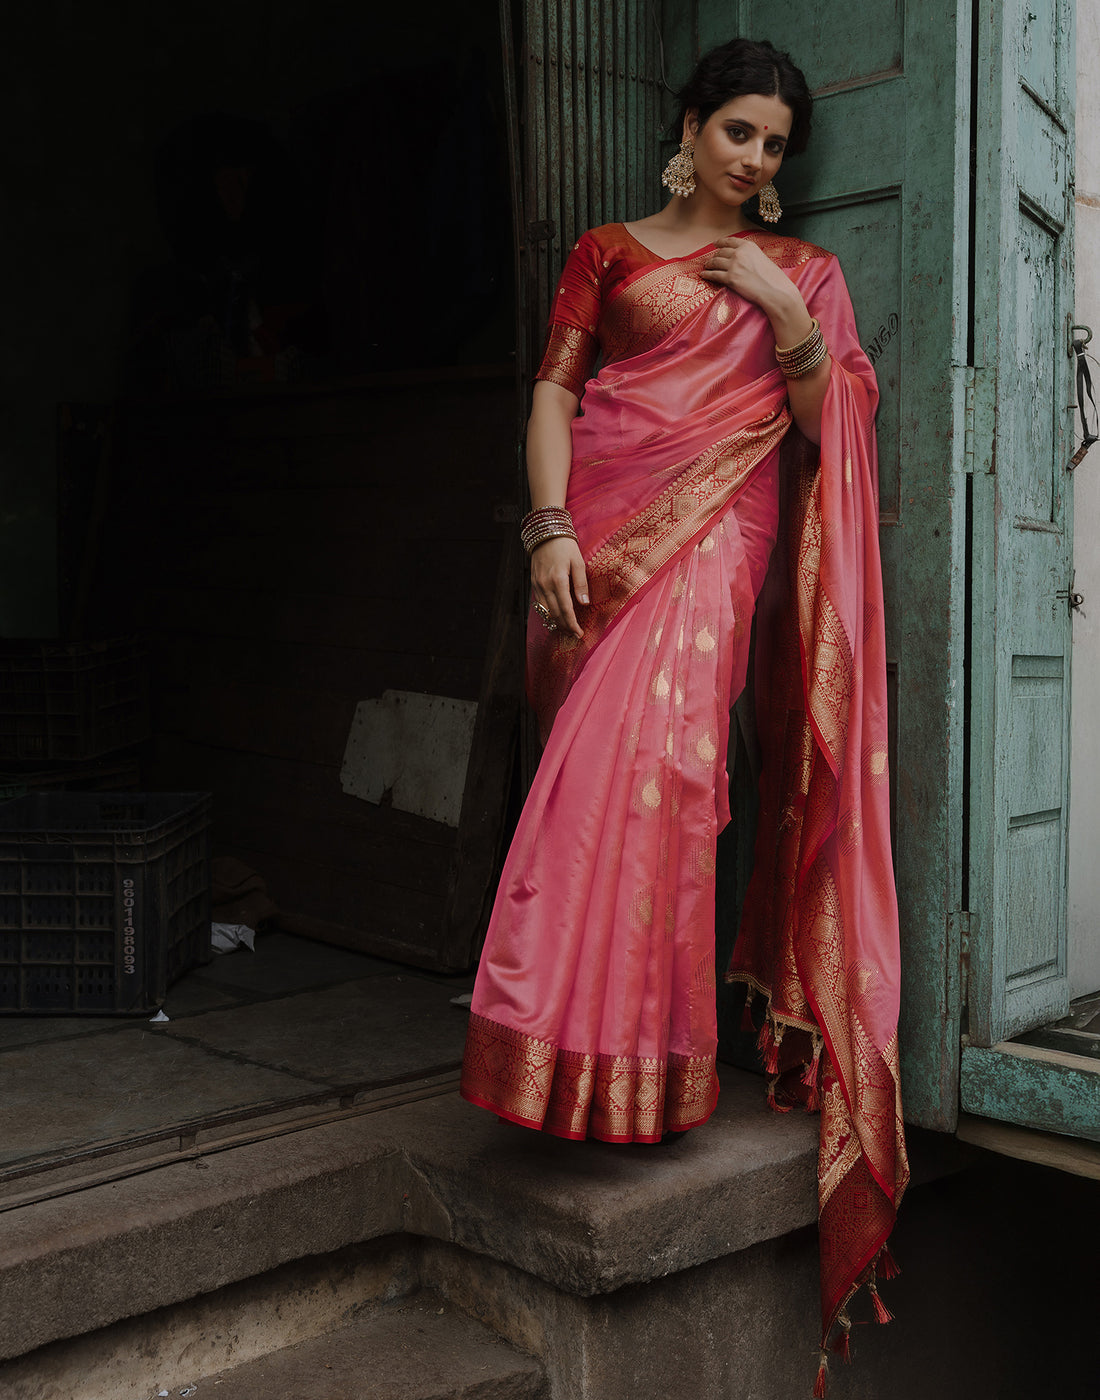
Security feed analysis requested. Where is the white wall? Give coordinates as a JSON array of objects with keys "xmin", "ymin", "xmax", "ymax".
[{"xmin": 1068, "ymin": 0, "xmax": 1100, "ymax": 996}]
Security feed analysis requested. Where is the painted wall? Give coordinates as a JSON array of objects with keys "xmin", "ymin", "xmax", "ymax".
[{"xmin": 1068, "ymin": 1, "xmax": 1100, "ymax": 997}]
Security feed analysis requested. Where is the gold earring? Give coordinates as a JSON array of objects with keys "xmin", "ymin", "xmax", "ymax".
[
  {"xmin": 661, "ymin": 140, "xmax": 696, "ymax": 199},
  {"xmin": 757, "ymin": 182, "xmax": 782, "ymax": 223}
]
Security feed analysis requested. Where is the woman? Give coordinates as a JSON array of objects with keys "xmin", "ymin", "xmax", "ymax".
[{"xmin": 460, "ymin": 38, "xmax": 908, "ymax": 1379}]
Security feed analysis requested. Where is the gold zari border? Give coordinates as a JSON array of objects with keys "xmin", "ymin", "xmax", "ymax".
[
  {"xmin": 578, "ymin": 408, "xmax": 789, "ymax": 634},
  {"xmin": 460, "ymin": 1012, "xmax": 718, "ymax": 1141}
]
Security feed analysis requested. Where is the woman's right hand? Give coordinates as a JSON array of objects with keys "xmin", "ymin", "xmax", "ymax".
[{"xmin": 531, "ymin": 534, "xmax": 589, "ymax": 639}]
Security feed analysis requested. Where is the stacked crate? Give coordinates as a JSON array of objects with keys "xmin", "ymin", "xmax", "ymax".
[{"xmin": 0, "ymin": 641, "xmax": 211, "ymax": 1013}]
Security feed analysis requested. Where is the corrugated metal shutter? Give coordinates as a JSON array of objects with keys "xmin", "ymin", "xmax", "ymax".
[
  {"xmin": 516, "ymin": 0, "xmax": 668, "ymax": 377},
  {"xmin": 497, "ymin": 0, "xmax": 671, "ymax": 790}
]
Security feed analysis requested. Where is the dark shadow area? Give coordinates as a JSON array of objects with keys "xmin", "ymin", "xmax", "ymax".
[{"xmin": 0, "ymin": 0, "xmax": 521, "ymax": 1175}]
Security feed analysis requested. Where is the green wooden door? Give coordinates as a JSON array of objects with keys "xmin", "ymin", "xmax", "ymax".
[
  {"xmin": 694, "ymin": 0, "xmax": 973, "ymax": 1129},
  {"xmin": 967, "ymin": 0, "xmax": 1076, "ymax": 1048}
]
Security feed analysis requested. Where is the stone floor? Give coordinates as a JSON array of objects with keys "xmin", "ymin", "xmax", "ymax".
[{"xmin": 0, "ymin": 931, "xmax": 475, "ymax": 1207}]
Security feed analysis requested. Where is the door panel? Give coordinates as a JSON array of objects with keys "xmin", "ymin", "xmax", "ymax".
[
  {"xmin": 694, "ymin": 0, "xmax": 972, "ymax": 1128},
  {"xmin": 968, "ymin": 0, "xmax": 1075, "ymax": 1047}
]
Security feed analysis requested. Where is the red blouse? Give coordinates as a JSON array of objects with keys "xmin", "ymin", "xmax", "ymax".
[{"xmin": 535, "ymin": 223, "xmax": 670, "ymax": 398}]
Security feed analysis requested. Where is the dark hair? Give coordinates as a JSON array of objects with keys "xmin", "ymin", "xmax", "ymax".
[{"xmin": 674, "ymin": 38, "xmax": 813, "ymax": 156}]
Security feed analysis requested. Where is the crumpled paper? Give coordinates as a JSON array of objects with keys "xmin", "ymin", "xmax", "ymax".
[{"xmin": 211, "ymin": 922, "xmax": 257, "ymax": 954}]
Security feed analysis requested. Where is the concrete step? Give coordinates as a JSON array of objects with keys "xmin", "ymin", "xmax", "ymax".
[{"xmin": 184, "ymin": 1292, "xmax": 546, "ymax": 1400}]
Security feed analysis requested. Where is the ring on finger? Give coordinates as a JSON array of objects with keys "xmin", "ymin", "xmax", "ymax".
[{"xmin": 533, "ymin": 599, "xmax": 558, "ymax": 631}]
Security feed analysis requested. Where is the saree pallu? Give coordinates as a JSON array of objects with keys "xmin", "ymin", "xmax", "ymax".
[{"xmin": 460, "ymin": 234, "xmax": 909, "ymax": 1361}]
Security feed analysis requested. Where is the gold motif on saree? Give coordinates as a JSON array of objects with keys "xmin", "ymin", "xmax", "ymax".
[
  {"xmin": 688, "ymin": 837, "xmax": 717, "ymax": 884},
  {"xmin": 865, "ymin": 742, "xmax": 888, "ymax": 781},
  {"xmin": 637, "ymin": 766, "xmax": 664, "ymax": 812},
  {"xmin": 691, "ymin": 727, "xmax": 718, "ymax": 765},
  {"xmin": 693, "ymin": 949, "xmax": 716, "ymax": 995},
  {"xmin": 461, "ymin": 1012, "xmax": 719, "ymax": 1140},
  {"xmin": 630, "ymin": 884, "xmax": 656, "ymax": 930}
]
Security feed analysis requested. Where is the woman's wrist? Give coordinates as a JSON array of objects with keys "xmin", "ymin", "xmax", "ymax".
[
  {"xmin": 521, "ymin": 505, "xmax": 578, "ymax": 556},
  {"xmin": 763, "ymin": 286, "xmax": 813, "ymax": 348}
]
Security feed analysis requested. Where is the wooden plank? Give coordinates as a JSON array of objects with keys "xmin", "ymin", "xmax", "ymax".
[
  {"xmin": 960, "ymin": 1041, "xmax": 1100, "ymax": 1141},
  {"xmin": 956, "ymin": 1113, "xmax": 1100, "ymax": 1181}
]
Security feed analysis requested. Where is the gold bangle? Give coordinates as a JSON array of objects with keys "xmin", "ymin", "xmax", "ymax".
[
  {"xmin": 521, "ymin": 507, "xmax": 578, "ymax": 556},
  {"xmin": 775, "ymin": 319, "xmax": 828, "ymax": 379},
  {"xmin": 775, "ymin": 318, "xmax": 820, "ymax": 360}
]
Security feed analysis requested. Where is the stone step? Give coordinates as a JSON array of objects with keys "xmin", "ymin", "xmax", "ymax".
[
  {"xmin": 0, "ymin": 1076, "xmax": 822, "ymax": 1366},
  {"xmin": 181, "ymin": 1292, "xmax": 547, "ymax": 1400}
]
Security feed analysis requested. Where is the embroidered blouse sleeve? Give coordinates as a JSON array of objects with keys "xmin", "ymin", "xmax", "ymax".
[{"xmin": 535, "ymin": 232, "xmax": 603, "ymax": 397}]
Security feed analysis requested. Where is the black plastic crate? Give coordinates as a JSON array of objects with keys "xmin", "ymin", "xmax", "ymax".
[
  {"xmin": 0, "ymin": 792, "xmax": 211, "ymax": 1014},
  {"xmin": 0, "ymin": 638, "xmax": 150, "ymax": 761}
]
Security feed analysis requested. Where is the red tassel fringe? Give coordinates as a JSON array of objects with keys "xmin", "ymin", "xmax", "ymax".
[
  {"xmin": 813, "ymin": 1351, "xmax": 829, "ymax": 1398},
  {"xmin": 757, "ymin": 1019, "xmax": 780, "ymax": 1075},
  {"xmin": 868, "ymin": 1281, "xmax": 893, "ymax": 1325},
  {"xmin": 766, "ymin": 1074, "xmax": 793, "ymax": 1113},
  {"xmin": 877, "ymin": 1242, "xmax": 901, "ymax": 1280},
  {"xmin": 829, "ymin": 1314, "xmax": 852, "ymax": 1363},
  {"xmin": 740, "ymin": 997, "xmax": 756, "ymax": 1032},
  {"xmin": 801, "ymin": 1038, "xmax": 822, "ymax": 1110}
]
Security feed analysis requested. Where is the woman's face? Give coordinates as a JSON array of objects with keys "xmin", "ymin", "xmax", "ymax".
[{"xmin": 685, "ymin": 93, "xmax": 793, "ymax": 210}]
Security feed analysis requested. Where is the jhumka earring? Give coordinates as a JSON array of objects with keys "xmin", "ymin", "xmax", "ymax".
[
  {"xmin": 757, "ymin": 181, "xmax": 782, "ymax": 223},
  {"xmin": 661, "ymin": 140, "xmax": 696, "ymax": 198}
]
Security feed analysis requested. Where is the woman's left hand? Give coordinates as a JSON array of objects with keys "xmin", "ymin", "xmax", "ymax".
[
  {"xmin": 699, "ymin": 235, "xmax": 801, "ymax": 320},
  {"xmin": 702, "ymin": 235, "xmax": 829, "ymax": 446}
]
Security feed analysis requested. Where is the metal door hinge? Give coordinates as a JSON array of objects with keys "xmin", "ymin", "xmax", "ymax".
[
  {"xmin": 1067, "ymin": 317, "xmax": 1092, "ymax": 358},
  {"xmin": 1056, "ymin": 572, "xmax": 1086, "ymax": 618}
]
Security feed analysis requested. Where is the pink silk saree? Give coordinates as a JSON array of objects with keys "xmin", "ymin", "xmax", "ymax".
[{"xmin": 460, "ymin": 231, "xmax": 909, "ymax": 1359}]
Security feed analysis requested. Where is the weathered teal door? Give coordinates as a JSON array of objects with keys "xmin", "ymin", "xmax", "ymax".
[
  {"xmin": 956, "ymin": 0, "xmax": 1089, "ymax": 1139},
  {"xmin": 696, "ymin": 0, "xmax": 974, "ymax": 1129},
  {"xmin": 965, "ymin": 0, "xmax": 1076, "ymax": 1047}
]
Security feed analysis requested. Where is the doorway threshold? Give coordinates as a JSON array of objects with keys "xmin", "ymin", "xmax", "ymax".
[{"xmin": 0, "ymin": 931, "xmax": 471, "ymax": 1212}]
